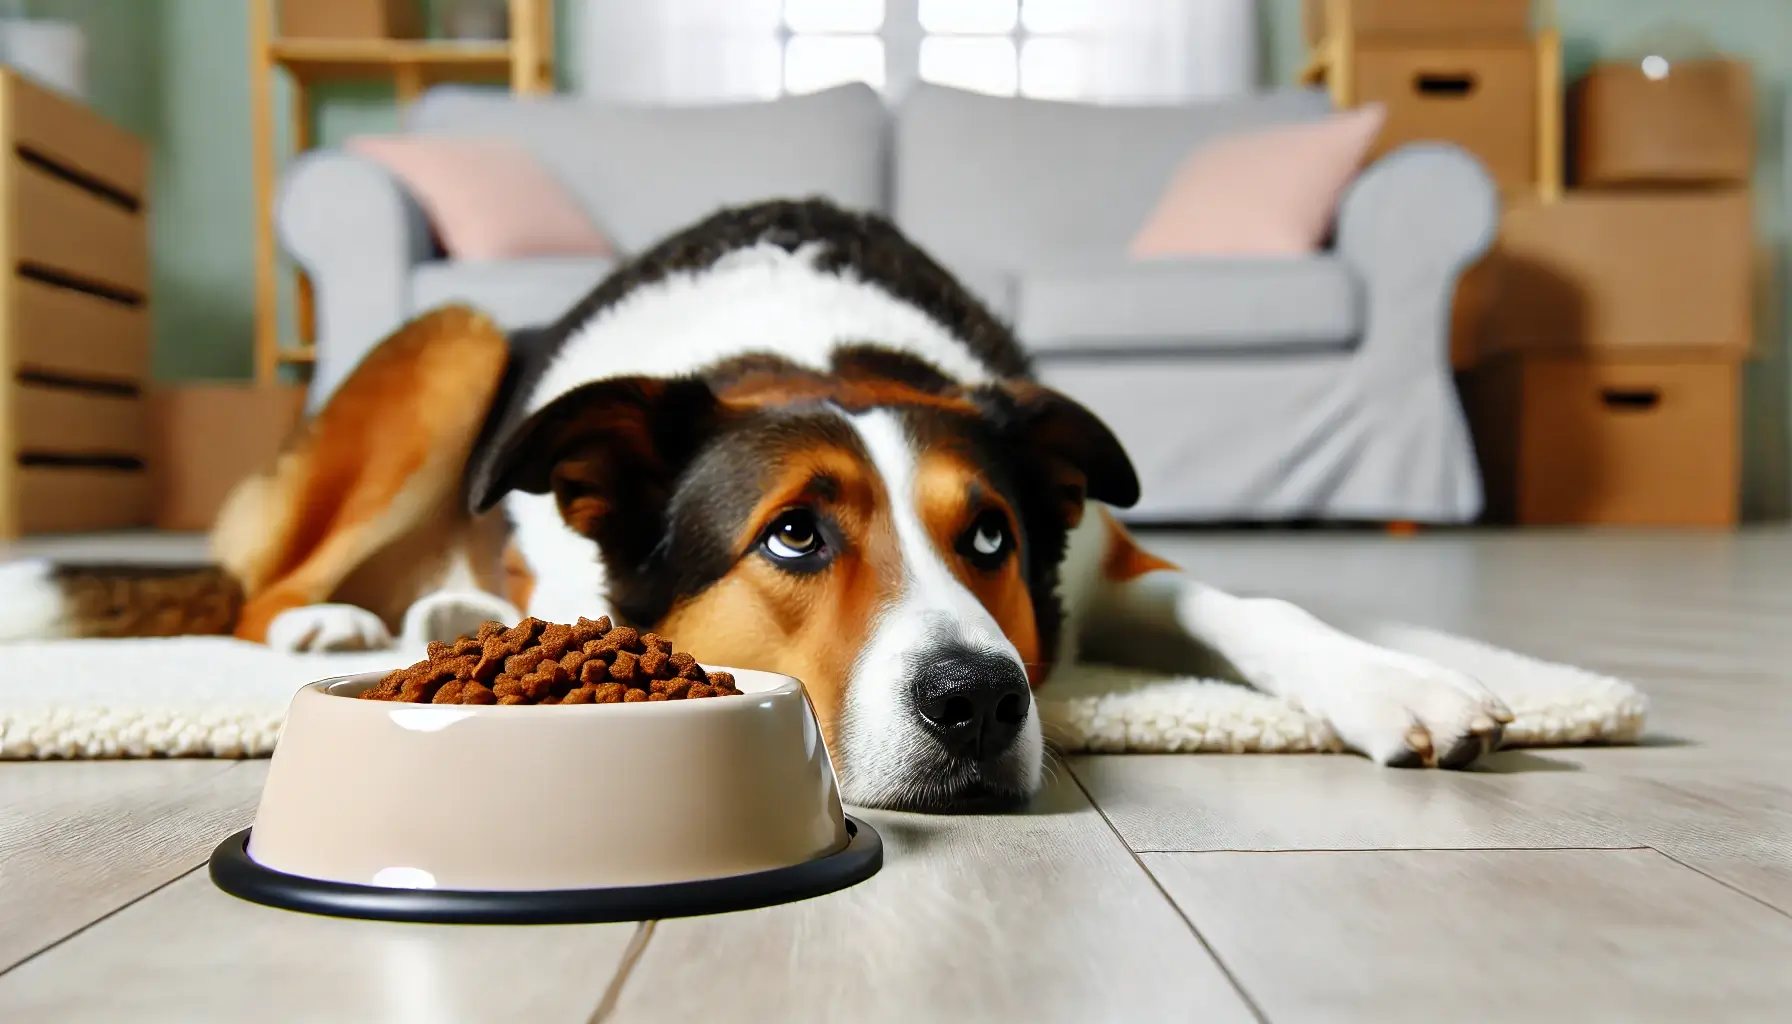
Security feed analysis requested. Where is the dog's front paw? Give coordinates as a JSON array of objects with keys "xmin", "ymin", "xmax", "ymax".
[
  {"xmin": 400, "ymin": 590, "xmax": 521, "ymax": 647},
  {"xmin": 1305, "ymin": 645, "xmax": 1513, "ymax": 769},
  {"xmin": 266, "ymin": 604, "xmax": 395, "ymax": 653}
]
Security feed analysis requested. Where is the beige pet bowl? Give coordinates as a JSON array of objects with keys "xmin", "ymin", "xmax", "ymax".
[{"xmin": 210, "ymin": 669, "xmax": 881, "ymax": 923}]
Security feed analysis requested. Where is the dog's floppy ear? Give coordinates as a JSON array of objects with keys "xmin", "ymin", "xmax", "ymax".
[
  {"xmin": 471, "ymin": 376, "xmax": 722, "ymax": 546},
  {"xmin": 970, "ymin": 381, "xmax": 1140, "ymax": 516}
]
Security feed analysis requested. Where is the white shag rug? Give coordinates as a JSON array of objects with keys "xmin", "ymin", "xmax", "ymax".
[{"xmin": 0, "ymin": 625, "xmax": 1647, "ymax": 760}]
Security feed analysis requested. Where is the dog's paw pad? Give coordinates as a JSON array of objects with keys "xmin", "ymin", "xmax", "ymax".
[
  {"xmin": 267, "ymin": 604, "xmax": 394, "ymax": 653},
  {"xmin": 400, "ymin": 591, "xmax": 522, "ymax": 647}
]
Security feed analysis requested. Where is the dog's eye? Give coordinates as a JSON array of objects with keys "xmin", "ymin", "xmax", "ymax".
[
  {"xmin": 761, "ymin": 510, "xmax": 829, "ymax": 569},
  {"xmin": 957, "ymin": 510, "xmax": 1011, "ymax": 571}
]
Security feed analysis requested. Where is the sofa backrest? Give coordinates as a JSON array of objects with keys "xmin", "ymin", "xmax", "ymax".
[
  {"xmin": 893, "ymin": 84, "xmax": 1334, "ymax": 270},
  {"xmin": 404, "ymin": 83, "xmax": 889, "ymax": 253}
]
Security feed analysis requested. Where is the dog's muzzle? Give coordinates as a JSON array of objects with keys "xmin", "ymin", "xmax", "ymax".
[{"xmin": 909, "ymin": 646, "xmax": 1031, "ymax": 765}]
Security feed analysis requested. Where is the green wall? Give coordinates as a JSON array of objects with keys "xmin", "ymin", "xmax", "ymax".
[{"xmin": 20, "ymin": 0, "xmax": 1792, "ymax": 517}]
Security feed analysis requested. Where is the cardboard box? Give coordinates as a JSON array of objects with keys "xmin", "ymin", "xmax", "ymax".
[
  {"xmin": 1303, "ymin": 0, "xmax": 1532, "ymax": 46},
  {"xmin": 1462, "ymin": 352, "xmax": 1738, "ymax": 526},
  {"xmin": 1570, "ymin": 59, "xmax": 1754, "ymax": 188},
  {"xmin": 278, "ymin": 0, "xmax": 423, "ymax": 40},
  {"xmin": 1355, "ymin": 41, "xmax": 1538, "ymax": 192},
  {"xmin": 1483, "ymin": 191, "xmax": 1754, "ymax": 357},
  {"xmin": 149, "ymin": 384, "xmax": 307, "ymax": 533}
]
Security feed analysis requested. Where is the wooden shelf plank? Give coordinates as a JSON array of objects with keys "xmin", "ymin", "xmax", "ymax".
[
  {"xmin": 269, "ymin": 39, "xmax": 513, "ymax": 81},
  {"xmin": 276, "ymin": 346, "xmax": 315, "ymax": 366}
]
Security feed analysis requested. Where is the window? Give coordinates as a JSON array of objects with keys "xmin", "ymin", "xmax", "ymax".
[
  {"xmin": 917, "ymin": 0, "xmax": 1090, "ymax": 98},
  {"xmin": 609, "ymin": 0, "xmax": 1219, "ymax": 104},
  {"xmin": 780, "ymin": 0, "xmax": 886, "ymax": 94}
]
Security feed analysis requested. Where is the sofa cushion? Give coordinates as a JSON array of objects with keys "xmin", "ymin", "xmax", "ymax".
[
  {"xmin": 1130, "ymin": 104, "xmax": 1387, "ymax": 258},
  {"xmin": 410, "ymin": 258, "xmax": 615, "ymax": 331},
  {"xmin": 405, "ymin": 83, "xmax": 887, "ymax": 254},
  {"xmin": 346, "ymin": 136, "xmax": 614, "ymax": 260},
  {"xmin": 895, "ymin": 84, "xmax": 1334, "ymax": 270},
  {"xmin": 1014, "ymin": 259, "xmax": 1360, "ymax": 354}
]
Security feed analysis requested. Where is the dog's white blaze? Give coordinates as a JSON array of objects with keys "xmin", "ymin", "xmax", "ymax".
[
  {"xmin": 526, "ymin": 243, "xmax": 996, "ymax": 417},
  {"xmin": 834, "ymin": 409, "xmax": 1043, "ymax": 805}
]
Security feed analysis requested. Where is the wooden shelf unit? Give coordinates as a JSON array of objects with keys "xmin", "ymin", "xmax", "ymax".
[{"xmin": 250, "ymin": 0, "xmax": 556, "ymax": 385}]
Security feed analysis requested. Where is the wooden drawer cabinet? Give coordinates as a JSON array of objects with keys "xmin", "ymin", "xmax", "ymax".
[{"xmin": 0, "ymin": 70, "xmax": 151, "ymax": 536}]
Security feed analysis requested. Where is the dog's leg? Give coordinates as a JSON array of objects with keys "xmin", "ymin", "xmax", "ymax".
[
  {"xmin": 215, "ymin": 307, "xmax": 511, "ymax": 650},
  {"xmin": 265, "ymin": 604, "xmax": 395, "ymax": 652},
  {"xmin": 397, "ymin": 532, "xmax": 524, "ymax": 646},
  {"xmin": 400, "ymin": 591, "xmax": 523, "ymax": 647},
  {"xmin": 1079, "ymin": 515, "xmax": 1511, "ymax": 768}
]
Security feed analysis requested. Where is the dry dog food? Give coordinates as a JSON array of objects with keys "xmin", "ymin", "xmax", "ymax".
[{"xmin": 359, "ymin": 616, "xmax": 742, "ymax": 705}]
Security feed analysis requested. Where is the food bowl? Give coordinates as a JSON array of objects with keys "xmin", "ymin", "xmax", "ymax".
[{"xmin": 210, "ymin": 669, "xmax": 881, "ymax": 923}]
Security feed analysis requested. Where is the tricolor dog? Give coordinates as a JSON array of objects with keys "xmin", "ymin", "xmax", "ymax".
[{"xmin": 6, "ymin": 199, "xmax": 1510, "ymax": 810}]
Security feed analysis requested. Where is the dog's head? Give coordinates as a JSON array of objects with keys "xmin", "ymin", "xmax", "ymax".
[{"xmin": 474, "ymin": 350, "xmax": 1137, "ymax": 810}]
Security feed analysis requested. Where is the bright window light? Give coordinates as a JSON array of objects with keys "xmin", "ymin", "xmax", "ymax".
[
  {"xmin": 1020, "ymin": 0, "xmax": 1098, "ymax": 34},
  {"xmin": 919, "ymin": 36, "xmax": 1018, "ymax": 95},
  {"xmin": 782, "ymin": 0, "xmax": 884, "ymax": 34},
  {"xmin": 669, "ymin": 0, "xmax": 782, "ymax": 31},
  {"xmin": 783, "ymin": 35, "xmax": 886, "ymax": 93},
  {"xmin": 1019, "ymin": 37, "xmax": 1085, "ymax": 99},
  {"xmin": 919, "ymin": 0, "xmax": 1018, "ymax": 35}
]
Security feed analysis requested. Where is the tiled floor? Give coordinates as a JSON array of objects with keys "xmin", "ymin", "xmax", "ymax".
[{"xmin": 2, "ymin": 528, "xmax": 1789, "ymax": 1022}]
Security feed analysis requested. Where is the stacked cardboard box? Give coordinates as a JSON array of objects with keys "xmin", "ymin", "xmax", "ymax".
[
  {"xmin": 1460, "ymin": 58, "xmax": 1756, "ymax": 526},
  {"xmin": 149, "ymin": 384, "xmax": 307, "ymax": 532},
  {"xmin": 1301, "ymin": 0, "xmax": 1559, "ymax": 198}
]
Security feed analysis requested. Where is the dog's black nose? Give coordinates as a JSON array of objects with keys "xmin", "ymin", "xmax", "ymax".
[{"xmin": 911, "ymin": 649, "xmax": 1030, "ymax": 761}]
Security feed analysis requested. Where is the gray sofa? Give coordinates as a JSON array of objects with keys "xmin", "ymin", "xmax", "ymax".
[{"xmin": 279, "ymin": 82, "xmax": 1498, "ymax": 523}]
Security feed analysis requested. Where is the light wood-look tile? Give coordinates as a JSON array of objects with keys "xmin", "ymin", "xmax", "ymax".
[
  {"xmin": 4, "ymin": 528, "xmax": 1790, "ymax": 1019},
  {"xmin": 0, "ymin": 760, "xmax": 266, "ymax": 972},
  {"xmin": 1069, "ymin": 754, "xmax": 1639, "ymax": 852},
  {"xmin": 607, "ymin": 775, "xmax": 1256, "ymax": 1024},
  {"xmin": 0, "ymin": 869, "xmax": 639, "ymax": 1023},
  {"xmin": 1611, "ymin": 776, "xmax": 1792, "ymax": 914},
  {"xmin": 1144, "ymin": 848, "xmax": 1792, "ymax": 1022}
]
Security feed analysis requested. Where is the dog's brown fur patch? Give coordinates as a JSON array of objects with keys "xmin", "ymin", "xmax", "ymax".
[
  {"xmin": 1100, "ymin": 509, "xmax": 1178, "ymax": 583},
  {"xmin": 653, "ymin": 440, "xmax": 899, "ymax": 749},
  {"xmin": 52, "ymin": 564, "xmax": 243, "ymax": 638},
  {"xmin": 213, "ymin": 306, "xmax": 511, "ymax": 641}
]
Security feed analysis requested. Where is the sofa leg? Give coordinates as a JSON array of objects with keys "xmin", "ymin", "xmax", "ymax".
[{"xmin": 1385, "ymin": 521, "xmax": 1421, "ymax": 537}]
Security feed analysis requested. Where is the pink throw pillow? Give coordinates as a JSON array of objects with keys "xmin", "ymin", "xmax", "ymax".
[
  {"xmin": 1128, "ymin": 104, "xmax": 1387, "ymax": 259},
  {"xmin": 347, "ymin": 136, "xmax": 613, "ymax": 260}
]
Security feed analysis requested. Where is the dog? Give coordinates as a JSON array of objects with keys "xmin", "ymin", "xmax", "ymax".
[{"xmin": 4, "ymin": 199, "xmax": 1510, "ymax": 810}]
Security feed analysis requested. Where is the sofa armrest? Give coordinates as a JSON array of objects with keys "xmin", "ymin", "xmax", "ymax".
[
  {"xmin": 1333, "ymin": 142, "xmax": 1498, "ymax": 366},
  {"xmin": 276, "ymin": 151, "xmax": 437, "ymax": 409},
  {"xmin": 1332, "ymin": 143, "xmax": 1497, "ymax": 521}
]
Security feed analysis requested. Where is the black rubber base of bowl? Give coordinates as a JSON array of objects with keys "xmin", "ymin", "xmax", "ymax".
[{"xmin": 209, "ymin": 816, "xmax": 881, "ymax": 924}]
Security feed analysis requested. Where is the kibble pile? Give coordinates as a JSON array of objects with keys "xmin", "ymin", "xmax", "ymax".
[{"xmin": 358, "ymin": 616, "xmax": 741, "ymax": 705}]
